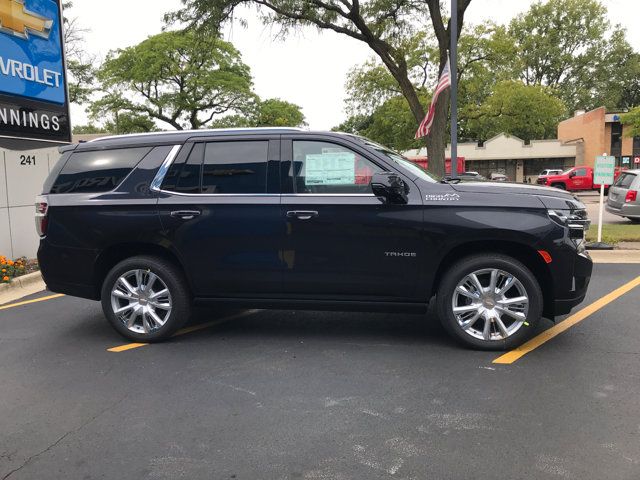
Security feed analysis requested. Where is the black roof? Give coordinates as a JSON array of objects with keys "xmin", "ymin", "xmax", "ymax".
[{"xmin": 67, "ymin": 127, "xmax": 362, "ymax": 152}]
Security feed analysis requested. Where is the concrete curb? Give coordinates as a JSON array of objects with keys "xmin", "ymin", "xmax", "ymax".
[
  {"xmin": 0, "ymin": 271, "xmax": 46, "ymax": 305},
  {"xmin": 590, "ymin": 250, "xmax": 640, "ymax": 264}
]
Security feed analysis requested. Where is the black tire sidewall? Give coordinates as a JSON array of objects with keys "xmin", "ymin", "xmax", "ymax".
[
  {"xmin": 101, "ymin": 256, "xmax": 191, "ymax": 342},
  {"xmin": 436, "ymin": 254, "xmax": 543, "ymax": 351}
]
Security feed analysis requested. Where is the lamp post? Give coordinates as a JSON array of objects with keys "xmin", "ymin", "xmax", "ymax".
[{"xmin": 450, "ymin": 0, "xmax": 458, "ymax": 179}]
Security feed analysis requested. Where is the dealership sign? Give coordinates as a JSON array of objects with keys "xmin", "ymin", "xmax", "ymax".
[{"xmin": 0, "ymin": 0, "xmax": 70, "ymax": 144}]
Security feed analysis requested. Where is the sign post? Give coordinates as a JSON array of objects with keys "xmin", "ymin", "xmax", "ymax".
[{"xmin": 587, "ymin": 154, "xmax": 616, "ymax": 250}]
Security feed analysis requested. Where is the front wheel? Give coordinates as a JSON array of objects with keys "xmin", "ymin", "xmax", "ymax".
[
  {"xmin": 101, "ymin": 256, "xmax": 192, "ymax": 342},
  {"xmin": 436, "ymin": 254, "xmax": 543, "ymax": 350}
]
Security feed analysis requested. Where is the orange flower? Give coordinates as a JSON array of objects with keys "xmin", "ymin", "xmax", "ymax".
[
  {"xmin": 1, "ymin": 269, "xmax": 5, "ymax": 273},
  {"xmin": 7, "ymin": 260, "xmax": 13, "ymax": 266},
  {"xmin": 2, "ymin": 276, "xmax": 9, "ymax": 281}
]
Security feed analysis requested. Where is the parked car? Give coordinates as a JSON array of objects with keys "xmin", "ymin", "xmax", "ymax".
[
  {"xmin": 490, "ymin": 173, "xmax": 509, "ymax": 182},
  {"xmin": 606, "ymin": 169, "xmax": 640, "ymax": 223},
  {"xmin": 450, "ymin": 171, "xmax": 487, "ymax": 181},
  {"xmin": 37, "ymin": 128, "xmax": 593, "ymax": 350},
  {"xmin": 536, "ymin": 166, "xmax": 625, "ymax": 192},
  {"xmin": 538, "ymin": 169, "xmax": 563, "ymax": 178}
]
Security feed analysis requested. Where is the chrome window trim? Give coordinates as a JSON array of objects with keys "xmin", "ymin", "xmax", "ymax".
[
  {"xmin": 282, "ymin": 194, "xmax": 376, "ymax": 197},
  {"xmin": 156, "ymin": 191, "xmax": 281, "ymax": 198},
  {"xmin": 150, "ymin": 145, "xmax": 182, "ymax": 193}
]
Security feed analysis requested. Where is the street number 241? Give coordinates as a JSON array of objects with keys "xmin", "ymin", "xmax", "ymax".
[{"xmin": 20, "ymin": 155, "xmax": 36, "ymax": 166}]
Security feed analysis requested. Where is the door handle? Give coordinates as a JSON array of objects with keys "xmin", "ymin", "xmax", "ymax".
[
  {"xmin": 170, "ymin": 210, "xmax": 201, "ymax": 220},
  {"xmin": 286, "ymin": 210, "xmax": 319, "ymax": 220}
]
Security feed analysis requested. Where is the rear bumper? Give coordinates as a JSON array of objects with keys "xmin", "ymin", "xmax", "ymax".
[
  {"xmin": 606, "ymin": 202, "xmax": 640, "ymax": 218},
  {"xmin": 38, "ymin": 240, "xmax": 101, "ymax": 300}
]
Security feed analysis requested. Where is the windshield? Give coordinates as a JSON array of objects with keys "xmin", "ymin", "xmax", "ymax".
[{"xmin": 357, "ymin": 137, "xmax": 439, "ymax": 183}]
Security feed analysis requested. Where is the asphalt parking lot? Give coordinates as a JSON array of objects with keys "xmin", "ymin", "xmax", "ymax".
[{"xmin": 1, "ymin": 264, "xmax": 639, "ymax": 480}]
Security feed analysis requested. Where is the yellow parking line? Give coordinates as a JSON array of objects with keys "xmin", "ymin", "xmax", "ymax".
[
  {"xmin": 0, "ymin": 294, "xmax": 65, "ymax": 311},
  {"xmin": 107, "ymin": 310, "xmax": 258, "ymax": 353},
  {"xmin": 493, "ymin": 276, "xmax": 640, "ymax": 364}
]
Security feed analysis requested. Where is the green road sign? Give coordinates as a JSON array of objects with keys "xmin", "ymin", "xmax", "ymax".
[{"xmin": 593, "ymin": 156, "xmax": 615, "ymax": 185}]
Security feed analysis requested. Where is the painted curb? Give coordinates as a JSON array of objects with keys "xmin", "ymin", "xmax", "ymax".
[
  {"xmin": 590, "ymin": 250, "xmax": 640, "ymax": 264},
  {"xmin": 0, "ymin": 272, "xmax": 46, "ymax": 306}
]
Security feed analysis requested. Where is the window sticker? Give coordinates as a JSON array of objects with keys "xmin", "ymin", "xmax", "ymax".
[{"xmin": 305, "ymin": 152, "xmax": 356, "ymax": 186}]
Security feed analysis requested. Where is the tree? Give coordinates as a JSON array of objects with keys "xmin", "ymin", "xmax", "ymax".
[
  {"xmin": 211, "ymin": 98, "xmax": 307, "ymax": 127},
  {"xmin": 621, "ymin": 107, "xmax": 640, "ymax": 138},
  {"xmin": 170, "ymin": 0, "xmax": 473, "ymax": 176},
  {"xmin": 61, "ymin": 1, "xmax": 95, "ymax": 105},
  {"xmin": 508, "ymin": 0, "xmax": 637, "ymax": 112},
  {"xmin": 253, "ymin": 98, "xmax": 307, "ymax": 127},
  {"xmin": 463, "ymin": 80, "xmax": 565, "ymax": 143},
  {"xmin": 92, "ymin": 30, "xmax": 256, "ymax": 130}
]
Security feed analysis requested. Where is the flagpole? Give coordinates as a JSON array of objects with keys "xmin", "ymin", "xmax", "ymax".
[{"xmin": 450, "ymin": 0, "xmax": 458, "ymax": 179}]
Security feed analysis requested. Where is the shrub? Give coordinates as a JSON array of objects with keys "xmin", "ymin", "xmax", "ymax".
[{"xmin": 0, "ymin": 256, "xmax": 28, "ymax": 283}]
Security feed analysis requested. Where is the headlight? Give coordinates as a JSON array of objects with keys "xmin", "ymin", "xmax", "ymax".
[{"xmin": 548, "ymin": 209, "xmax": 590, "ymax": 240}]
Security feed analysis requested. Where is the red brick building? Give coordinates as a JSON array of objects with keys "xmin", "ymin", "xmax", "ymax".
[{"xmin": 558, "ymin": 107, "xmax": 640, "ymax": 169}]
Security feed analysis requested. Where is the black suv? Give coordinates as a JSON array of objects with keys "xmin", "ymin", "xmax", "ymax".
[{"xmin": 36, "ymin": 128, "xmax": 592, "ymax": 350}]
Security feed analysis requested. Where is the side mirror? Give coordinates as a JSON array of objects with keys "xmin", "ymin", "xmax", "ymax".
[
  {"xmin": 569, "ymin": 171, "xmax": 576, "ymax": 178},
  {"xmin": 371, "ymin": 172, "xmax": 408, "ymax": 204}
]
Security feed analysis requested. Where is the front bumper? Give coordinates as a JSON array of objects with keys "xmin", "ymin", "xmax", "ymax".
[{"xmin": 552, "ymin": 251, "xmax": 593, "ymax": 316}]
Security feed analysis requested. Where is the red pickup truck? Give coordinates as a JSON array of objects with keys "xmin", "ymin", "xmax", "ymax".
[{"xmin": 537, "ymin": 166, "xmax": 623, "ymax": 191}]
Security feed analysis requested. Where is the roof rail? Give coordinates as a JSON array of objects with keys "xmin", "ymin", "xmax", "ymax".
[{"xmin": 89, "ymin": 127, "xmax": 306, "ymax": 143}]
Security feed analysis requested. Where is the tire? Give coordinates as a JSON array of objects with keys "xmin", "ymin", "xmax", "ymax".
[
  {"xmin": 551, "ymin": 183, "xmax": 566, "ymax": 190},
  {"xmin": 627, "ymin": 217, "xmax": 640, "ymax": 224},
  {"xmin": 436, "ymin": 254, "xmax": 543, "ymax": 351},
  {"xmin": 101, "ymin": 256, "xmax": 192, "ymax": 342}
]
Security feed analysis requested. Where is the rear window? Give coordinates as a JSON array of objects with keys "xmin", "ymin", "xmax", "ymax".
[
  {"xmin": 49, "ymin": 147, "xmax": 151, "ymax": 194},
  {"xmin": 614, "ymin": 172, "xmax": 636, "ymax": 188}
]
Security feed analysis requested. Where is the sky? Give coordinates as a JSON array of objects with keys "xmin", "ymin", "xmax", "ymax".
[{"xmin": 69, "ymin": 0, "xmax": 640, "ymax": 130}]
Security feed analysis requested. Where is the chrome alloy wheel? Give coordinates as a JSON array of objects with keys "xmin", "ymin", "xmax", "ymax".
[
  {"xmin": 451, "ymin": 268, "xmax": 529, "ymax": 341},
  {"xmin": 110, "ymin": 269, "xmax": 172, "ymax": 334}
]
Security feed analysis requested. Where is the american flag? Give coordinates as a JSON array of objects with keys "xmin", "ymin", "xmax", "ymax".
[{"xmin": 415, "ymin": 58, "xmax": 451, "ymax": 139}]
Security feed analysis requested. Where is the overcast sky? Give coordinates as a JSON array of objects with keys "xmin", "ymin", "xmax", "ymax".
[{"xmin": 69, "ymin": 0, "xmax": 640, "ymax": 130}]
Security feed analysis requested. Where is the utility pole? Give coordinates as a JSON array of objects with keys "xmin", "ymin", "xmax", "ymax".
[{"xmin": 450, "ymin": 0, "xmax": 458, "ymax": 178}]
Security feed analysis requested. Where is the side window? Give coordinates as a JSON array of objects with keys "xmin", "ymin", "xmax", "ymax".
[
  {"xmin": 615, "ymin": 173, "xmax": 636, "ymax": 188},
  {"xmin": 575, "ymin": 168, "xmax": 587, "ymax": 177},
  {"xmin": 291, "ymin": 141, "xmax": 383, "ymax": 194},
  {"xmin": 50, "ymin": 147, "xmax": 151, "ymax": 194},
  {"xmin": 162, "ymin": 144, "xmax": 204, "ymax": 194},
  {"xmin": 202, "ymin": 141, "xmax": 269, "ymax": 194}
]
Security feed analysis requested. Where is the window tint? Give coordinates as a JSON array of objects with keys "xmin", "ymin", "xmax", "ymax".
[
  {"xmin": 51, "ymin": 147, "xmax": 151, "ymax": 194},
  {"xmin": 162, "ymin": 144, "xmax": 204, "ymax": 194},
  {"xmin": 291, "ymin": 141, "xmax": 383, "ymax": 194},
  {"xmin": 202, "ymin": 141, "xmax": 268, "ymax": 194},
  {"xmin": 575, "ymin": 168, "xmax": 587, "ymax": 177},
  {"xmin": 615, "ymin": 172, "xmax": 636, "ymax": 188}
]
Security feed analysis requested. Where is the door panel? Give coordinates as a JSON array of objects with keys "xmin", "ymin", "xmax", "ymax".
[
  {"xmin": 280, "ymin": 137, "xmax": 424, "ymax": 300},
  {"xmin": 156, "ymin": 137, "xmax": 284, "ymax": 297}
]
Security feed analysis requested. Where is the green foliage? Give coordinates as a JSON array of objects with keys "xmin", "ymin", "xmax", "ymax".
[
  {"xmin": 253, "ymin": 98, "xmax": 306, "ymax": 127},
  {"xmin": 211, "ymin": 98, "xmax": 306, "ymax": 128},
  {"xmin": 463, "ymin": 81, "xmax": 565, "ymax": 142},
  {"xmin": 92, "ymin": 30, "xmax": 256, "ymax": 130},
  {"xmin": 508, "ymin": 0, "xmax": 636, "ymax": 112},
  {"xmin": 72, "ymin": 124, "xmax": 108, "ymax": 134},
  {"xmin": 621, "ymin": 107, "xmax": 640, "ymax": 138}
]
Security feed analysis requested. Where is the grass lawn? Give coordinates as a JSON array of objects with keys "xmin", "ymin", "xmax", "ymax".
[{"xmin": 586, "ymin": 223, "xmax": 640, "ymax": 244}]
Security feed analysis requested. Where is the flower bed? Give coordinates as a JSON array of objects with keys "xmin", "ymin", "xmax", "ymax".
[{"xmin": 0, "ymin": 256, "xmax": 38, "ymax": 283}]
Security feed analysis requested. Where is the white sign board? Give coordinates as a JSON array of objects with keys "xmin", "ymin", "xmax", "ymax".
[
  {"xmin": 305, "ymin": 153, "xmax": 355, "ymax": 186},
  {"xmin": 593, "ymin": 155, "xmax": 615, "ymax": 185}
]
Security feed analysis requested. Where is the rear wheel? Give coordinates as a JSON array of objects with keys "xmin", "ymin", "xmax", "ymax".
[
  {"xmin": 101, "ymin": 256, "xmax": 191, "ymax": 342},
  {"xmin": 436, "ymin": 254, "xmax": 543, "ymax": 350},
  {"xmin": 551, "ymin": 183, "xmax": 566, "ymax": 190}
]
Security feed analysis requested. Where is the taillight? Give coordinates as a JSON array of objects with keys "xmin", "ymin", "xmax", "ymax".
[
  {"xmin": 35, "ymin": 195, "xmax": 49, "ymax": 237},
  {"xmin": 626, "ymin": 190, "xmax": 637, "ymax": 203}
]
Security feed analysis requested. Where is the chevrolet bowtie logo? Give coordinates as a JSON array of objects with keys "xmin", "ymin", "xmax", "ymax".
[{"xmin": 0, "ymin": 0, "xmax": 53, "ymax": 40}]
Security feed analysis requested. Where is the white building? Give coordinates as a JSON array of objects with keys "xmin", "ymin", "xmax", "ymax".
[
  {"xmin": 405, "ymin": 133, "xmax": 578, "ymax": 182},
  {"xmin": 0, "ymin": 134, "xmax": 105, "ymax": 259}
]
